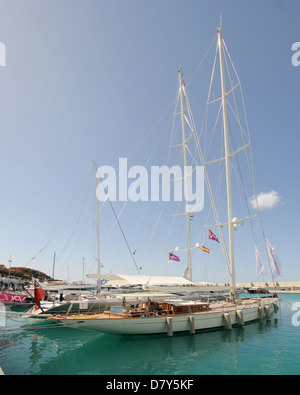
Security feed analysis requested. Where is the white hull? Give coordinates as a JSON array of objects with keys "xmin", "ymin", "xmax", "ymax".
[{"xmin": 53, "ymin": 297, "xmax": 279, "ymax": 335}]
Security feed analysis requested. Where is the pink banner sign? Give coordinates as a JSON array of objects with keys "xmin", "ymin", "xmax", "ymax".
[{"xmin": 0, "ymin": 293, "xmax": 28, "ymax": 303}]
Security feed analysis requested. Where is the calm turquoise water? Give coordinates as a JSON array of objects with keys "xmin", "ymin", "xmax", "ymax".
[{"xmin": 0, "ymin": 294, "xmax": 300, "ymax": 375}]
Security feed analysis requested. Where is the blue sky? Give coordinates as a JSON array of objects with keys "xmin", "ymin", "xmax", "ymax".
[{"xmin": 0, "ymin": 0, "xmax": 299, "ymax": 284}]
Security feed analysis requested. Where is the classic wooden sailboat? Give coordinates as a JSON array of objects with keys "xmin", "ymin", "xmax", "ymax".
[
  {"xmin": 50, "ymin": 294, "xmax": 278, "ymax": 334},
  {"xmin": 51, "ymin": 25, "xmax": 280, "ymax": 335}
]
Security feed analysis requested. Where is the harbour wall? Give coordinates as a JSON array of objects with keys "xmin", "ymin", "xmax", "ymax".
[{"xmin": 237, "ymin": 282, "xmax": 300, "ymax": 294}]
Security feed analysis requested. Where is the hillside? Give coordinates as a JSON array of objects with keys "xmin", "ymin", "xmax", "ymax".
[{"xmin": 0, "ymin": 265, "xmax": 53, "ymax": 282}]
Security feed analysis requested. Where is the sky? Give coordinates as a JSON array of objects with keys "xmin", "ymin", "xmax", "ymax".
[{"xmin": 0, "ymin": 0, "xmax": 299, "ymax": 284}]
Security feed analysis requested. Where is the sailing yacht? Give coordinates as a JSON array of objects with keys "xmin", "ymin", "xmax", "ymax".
[{"xmin": 50, "ymin": 25, "xmax": 280, "ymax": 335}]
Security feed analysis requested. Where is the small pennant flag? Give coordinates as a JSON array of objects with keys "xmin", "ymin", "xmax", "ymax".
[
  {"xmin": 168, "ymin": 252, "xmax": 180, "ymax": 262},
  {"xmin": 208, "ymin": 229, "xmax": 219, "ymax": 243},
  {"xmin": 202, "ymin": 246, "xmax": 210, "ymax": 254}
]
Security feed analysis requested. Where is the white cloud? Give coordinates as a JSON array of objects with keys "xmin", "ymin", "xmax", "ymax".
[{"xmin": 249, "ymin": 190, "xmax": 281, "ymax": 210}]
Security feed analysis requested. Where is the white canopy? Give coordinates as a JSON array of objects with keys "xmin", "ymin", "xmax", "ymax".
[{"xmin": 86, "ymin": 273, "xmax": 194, "ymax": 286}]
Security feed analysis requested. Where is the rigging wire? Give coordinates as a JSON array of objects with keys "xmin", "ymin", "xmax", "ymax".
[
  {"xmin": 222, "ymin": 38, "xmax": 276, "ymax": 287},
  {"xmin": 182, "ymin": 65, "xmax": 231, "ymax": 274},
  {"xmin": 98, "ymin": 177, "xmax": 141, "ymax": 275},
  {"xmin": 24, "ymin": 163, "xmax": 94, "ymax": 268}
]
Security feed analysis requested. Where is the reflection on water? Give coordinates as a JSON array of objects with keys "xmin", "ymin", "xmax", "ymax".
[{"xmin": 0, "ymin": 294, "xmax": 300, "ymax": 375}]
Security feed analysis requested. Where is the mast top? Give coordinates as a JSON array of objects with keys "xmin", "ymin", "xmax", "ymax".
[{"xmin": 217, "ymin": 13, "xmax": 222, "ymax": 34}]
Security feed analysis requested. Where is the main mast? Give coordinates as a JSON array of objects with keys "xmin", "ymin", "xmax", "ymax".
[
  {"xmin": 217, "ymin": 26, "xmax": 237, "ymax": 301},
  {"xmin": 93, "ymin": 161, "xmax": 101, "ymax": 291},
  {"xmin": 178, "ymin": 68, "xmax": 192, "ymax": 282}
]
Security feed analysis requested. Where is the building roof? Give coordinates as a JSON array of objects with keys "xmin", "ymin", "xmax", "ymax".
[{"xmin": 86, "ymin": 273, "xmax": 194, "ymax": 286}]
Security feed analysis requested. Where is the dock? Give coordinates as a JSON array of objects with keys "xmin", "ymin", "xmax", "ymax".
[{"xmin": 237, "ymin": 282, "xmax": 300, "ymax": 294}]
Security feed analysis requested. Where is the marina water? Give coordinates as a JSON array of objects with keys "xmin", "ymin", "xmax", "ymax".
[{"xmin": 0, "ymin": 293, "xmax": 299, "ymax": 375}]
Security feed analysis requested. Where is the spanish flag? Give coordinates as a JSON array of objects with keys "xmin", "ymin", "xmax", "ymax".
[{"xmin": 202, "ymin": 246, "xmax": 210, "ymax": 254}]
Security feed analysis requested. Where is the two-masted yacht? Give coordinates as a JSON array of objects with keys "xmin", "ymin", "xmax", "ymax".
[{"xmin": 50, "ymin": 25, "xmax": 280, "ymax": 335}]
